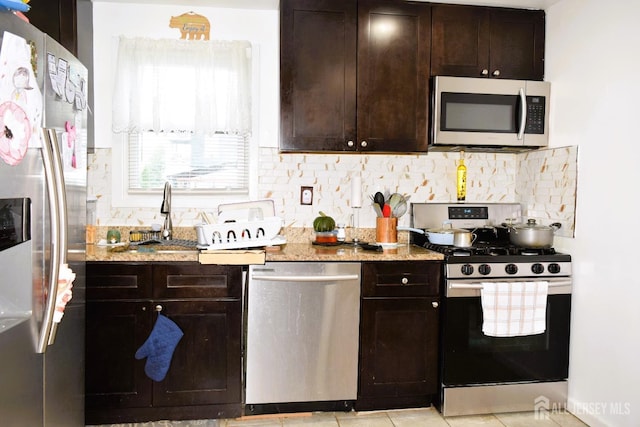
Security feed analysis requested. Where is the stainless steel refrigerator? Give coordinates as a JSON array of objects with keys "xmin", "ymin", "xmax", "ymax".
[{"xmin": 0, "ymin": 11, "xmax": 87, "ymax": 426}]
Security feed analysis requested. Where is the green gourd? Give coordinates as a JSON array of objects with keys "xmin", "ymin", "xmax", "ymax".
[{"xmin": 313, "ymin": 211, "xmax": 336, "ymax": 232}]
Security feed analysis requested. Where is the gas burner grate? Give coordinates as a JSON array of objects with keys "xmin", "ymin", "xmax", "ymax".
[
  {"xmin": 420, "ymin": 241, "xmax": 557, "ymax": 257},
  {"xmin": 519, "ymin": 247, "xmax": 557, "ymax": 255}
]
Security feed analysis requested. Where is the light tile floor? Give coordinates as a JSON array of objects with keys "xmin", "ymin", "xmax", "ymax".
[{"xmin": 88, "ymin": 407, "xmax": 590, "ymax": 427}]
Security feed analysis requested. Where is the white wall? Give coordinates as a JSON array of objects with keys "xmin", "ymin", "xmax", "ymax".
[{"xmin": 546, "ymin": 1, "xmax": 640, "ymax": 426}]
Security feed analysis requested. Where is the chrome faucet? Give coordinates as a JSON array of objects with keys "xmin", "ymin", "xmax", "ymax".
[{"xmin": 161, "ymin": 181, "xmax": 172, "ymax": 240}]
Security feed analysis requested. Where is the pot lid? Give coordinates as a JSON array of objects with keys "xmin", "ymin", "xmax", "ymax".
[
  {"xmin": 512, "ymin": 219, "xmax": 561, "ymax": 231},
  {"xmin": 427, "ymin": 221, "xmax": 466, "ymax": 234}
]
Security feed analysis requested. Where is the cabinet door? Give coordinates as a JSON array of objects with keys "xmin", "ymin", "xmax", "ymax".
[
  {"xmin": 152, "ymin": 263, "xmax": 242, "ymax": 299},
  {"xmin": 280, "ymin": 0, "xmax": 357, "ymax": 152},
  {"xmin": 25, "ymin": 0, "xmax": 77, "ymax": 55},
  {"xmin": 357, "ymin": 297, "xmax": 439, "ymax": 410},
  {"xmin": 489, "ymin": 9, "xmax": 545, "ymax": 80},
  {"xmin": 431, "ymin": 4, "xmax": 490, "ymax": 78},
  {"xmin": 85, "ymin": 300, "xmax": 153, "ymax": 414},
  {"xmin": 152, "ymin": 300, "xmax": 242, "ymax": 407},
  {"xmin": 357, "ymin": 0, "xmax": 430, "ymax": 152}
]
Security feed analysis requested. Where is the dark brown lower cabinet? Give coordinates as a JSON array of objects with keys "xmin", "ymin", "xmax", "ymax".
[
  {"xmin": 356, "ymin": 262, "xmax": 441, "ymax": 411},
  {"xmin": 85, "ymin": 262, "xmax": 242, "ymax": 424},
  {"xmin": 85, "ymin": 300, "xmax": 152, "ymax": 411}
]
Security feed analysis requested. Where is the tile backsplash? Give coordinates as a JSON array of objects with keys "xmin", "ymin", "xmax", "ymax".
[{"xmin": 88, "ymin": 145, "xmax": 577, "ymax": 237}]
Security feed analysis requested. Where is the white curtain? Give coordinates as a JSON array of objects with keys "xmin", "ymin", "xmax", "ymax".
[{"xmin": 112, "ymin": 37, "xmax": 252, "ymax": 135}]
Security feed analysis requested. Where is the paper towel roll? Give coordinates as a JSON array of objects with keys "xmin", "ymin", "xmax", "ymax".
[{"xmin": 351, "ymin": 175, "xmax": 362, "ymax": 208}]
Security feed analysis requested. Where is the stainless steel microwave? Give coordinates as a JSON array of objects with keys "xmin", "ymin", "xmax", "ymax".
[{"xmin": 431, "ymin": 76, "xmax": 550, "ymax": 151}]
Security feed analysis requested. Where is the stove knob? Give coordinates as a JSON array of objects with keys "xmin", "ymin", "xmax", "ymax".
[
  {"xmin": 461, "ymin": 264, "xmax": 474, "ymax": 275},
  {"xmin": 548, "ymin": 263, "xmax": 561, "ymax": 274},
  {"xmin": 531, "ymin": 263, "xmax": 545, "ymax": 274},
  {"xmin": 505, "ymin": 263, "xmax": 518, "ymax": 275},
  {"xmin": 478, "ymin": 264, "xmax": 492, "ymax": 275}
]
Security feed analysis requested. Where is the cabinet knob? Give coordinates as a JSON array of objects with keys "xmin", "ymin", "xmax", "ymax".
[
  {"xmin": 432, "ymin": 301, "xmax": 439, "ymax": 308},
  {"xmin": 347, "ymin": 140, "xmax": 354, "ymax": 147},
  {"xmin": 401, "ymin": 277, "xmax": 408, "ymax": 285},
  {"xmin": 481, "ymin": 69, "xmax": 489, "ymax": 76},
  {"xmin": 155, "ymin": 304, "xmax": 163, "ymax": 312},
  {"xmin": 492, "ymin": 70, "xmax": 501, "ymax": 77},
  {"xmin": 360, "ymin": 141, "xmax": 368, "ymax": 148}
]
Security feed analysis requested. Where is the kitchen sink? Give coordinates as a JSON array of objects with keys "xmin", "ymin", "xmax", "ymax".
[
  {"xmin": 129, "ymin": 248, "xmax": 199, "ymax": 254},
  {"xmin": 126, "ymin": 239, "xmax": 200, "ymax": 254}
]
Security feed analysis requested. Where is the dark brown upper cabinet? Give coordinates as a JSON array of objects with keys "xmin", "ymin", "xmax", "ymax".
[
  {"xmin": 25, "ymin": 0, "xmax": 77, "ymax": 56},
  {"xmin": 280, "ymin": 0, "xmax": 430, "ymax": 153},
  {"xmin": 431, "ymin": 4, "xmax": 545, "ymax": 81}
]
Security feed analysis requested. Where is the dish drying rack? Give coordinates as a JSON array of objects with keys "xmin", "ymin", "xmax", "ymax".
[{"xmin": 195, "ymin": 216, "xmax": 286, "ymax": 250}]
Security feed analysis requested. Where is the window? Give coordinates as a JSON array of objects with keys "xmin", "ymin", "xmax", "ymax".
[
  {"xmin": 128, "ymin": 132, "xmax": 248, "ymax": 193},
  {"xmin": 112, "ymin": 37, "xmax": 252, "ymax": 196}
]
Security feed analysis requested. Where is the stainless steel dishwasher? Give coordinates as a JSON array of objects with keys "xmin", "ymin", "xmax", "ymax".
[{"xmin": 245, "ymin": 262, "xmax": 361, "ymax": 411}]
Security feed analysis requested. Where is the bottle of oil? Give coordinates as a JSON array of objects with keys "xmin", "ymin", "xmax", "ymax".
[{"xmin": 456, "ymin": 151, "xmax": 466, "ymax": 202}]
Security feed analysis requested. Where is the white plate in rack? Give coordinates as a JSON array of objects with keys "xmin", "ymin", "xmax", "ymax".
[{"xmin": 217, "ymin": 199, "xmax": 275, "ymax": 222}]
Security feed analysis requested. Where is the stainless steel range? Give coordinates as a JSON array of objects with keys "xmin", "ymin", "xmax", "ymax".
[{"xmin": 410, "ymin": 203, "xmax": 571, "ymax": 417}]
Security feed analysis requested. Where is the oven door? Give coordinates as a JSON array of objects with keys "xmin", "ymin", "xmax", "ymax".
[{"xmin": 442, "ymin": 279, "xmax": 571, "ymax": 386}]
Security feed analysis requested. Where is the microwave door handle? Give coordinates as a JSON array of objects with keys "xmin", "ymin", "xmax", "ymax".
[{"xmin": 517, "ymin": 87, "xmax": 526, "ymax": 140}]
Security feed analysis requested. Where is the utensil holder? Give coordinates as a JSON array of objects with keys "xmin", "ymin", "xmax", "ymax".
[{"xmin": 376, "ymin": 217, "xmax": 398, "ymax": 244}]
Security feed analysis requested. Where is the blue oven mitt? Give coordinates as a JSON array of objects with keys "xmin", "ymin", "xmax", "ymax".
[{"xmin": 135, "ymin": 313, "xmax": 184, "ymax": 381}]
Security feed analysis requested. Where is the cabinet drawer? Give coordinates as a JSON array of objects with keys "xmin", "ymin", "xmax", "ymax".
[
  {"xmin": 362, "ymin": 262, "xmax": 441, "ymax": 297},
  {"xmin": 152, "ymin": 263, "xmax": 242, "ymax": 299},
  {"xmin": 87, "ymin": 262, "xmax": 152, "ymax": 300}
]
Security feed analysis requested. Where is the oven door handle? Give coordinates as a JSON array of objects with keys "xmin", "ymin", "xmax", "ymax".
[
  {"xmin": 447, "ymin": 279, "xmax": 572, "ymax": 297},
  {"xmin": 450, "ymin": 280, "xmax": 572, "ymax": 290}
]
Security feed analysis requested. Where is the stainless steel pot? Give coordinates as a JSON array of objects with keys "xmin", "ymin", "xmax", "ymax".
[
  {"xmin": 453, "ymin": 230, "xmax": 477, "ymax": 247},
  {"xmin": 506, "ymin": 219, "xmax": 561, "ymax": 248}
]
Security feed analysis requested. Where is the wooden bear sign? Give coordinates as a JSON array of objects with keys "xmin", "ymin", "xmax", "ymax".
[{"xmin": 169, "ymin": 12, "xmax": 210, "ymax": 40}]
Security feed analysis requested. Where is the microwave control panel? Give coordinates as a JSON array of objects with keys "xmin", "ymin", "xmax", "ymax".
[{"xmin": 525, "ymin": 96, "xmax": 546, "ymax": 134}]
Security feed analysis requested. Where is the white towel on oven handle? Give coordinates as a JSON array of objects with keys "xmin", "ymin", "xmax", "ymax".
[{"xmin": 480, "ymin": 281, "xmax": 549, "ymax": 337}]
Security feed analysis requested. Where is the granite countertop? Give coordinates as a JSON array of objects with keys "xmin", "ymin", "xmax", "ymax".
[
  {"xmin": 265, "ymin": 242, "xmax": 443, "ymax": 262},
  {"xmin": 86, "ymin": 242, "xmax": 443, "ymax": 263},
  {"xmin": 86, "ymin": 226, "xmax": 444, "ymax": 263}
]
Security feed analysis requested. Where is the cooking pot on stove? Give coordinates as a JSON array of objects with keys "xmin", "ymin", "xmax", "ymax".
[
  {"xmin": 426, "ymin": 221, "xmax": 468, "ymax": 245},
  {"xmin": 453, "ymin": 230, "xmax": 477, "ymax": 248},
  {"xmin": 504, "ymin": 219, "xmax": 561, "ymax": 248}
]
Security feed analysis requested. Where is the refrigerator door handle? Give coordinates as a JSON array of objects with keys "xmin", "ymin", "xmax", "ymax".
[
  {"xmin": 47, "ymin": 129, "xmax": 68, "ymax": 346},
  {"xmin": 37, "ymin": 129, "xmax": 67, "ymax": 353},
  {"xmin": 48, "ymin": 129, "xmax": 68, "ymax": 265}
]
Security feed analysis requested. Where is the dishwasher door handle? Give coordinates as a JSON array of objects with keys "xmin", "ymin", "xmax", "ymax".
[{"xmin": 251, "ymin": 274, "xmax": 359, "ymax": 282}]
